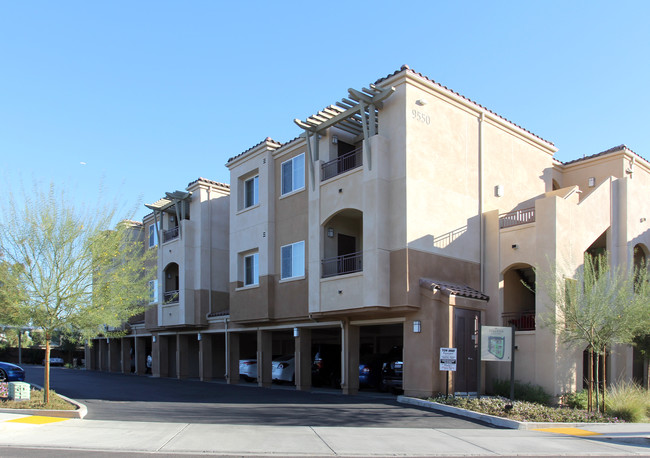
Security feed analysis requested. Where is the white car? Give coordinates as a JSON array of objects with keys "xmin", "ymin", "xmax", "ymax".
[
  {"xmin": 272, "ymin": 355, "xmax": 295, "ymax": 383},
  {"xmin": 239, "ymin": 359, "xmax": 257, "ymax": 382}
]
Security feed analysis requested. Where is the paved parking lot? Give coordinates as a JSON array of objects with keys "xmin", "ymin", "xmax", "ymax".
[{"xmin": 24, "ymin": 365, "xmax": 491, "ymax": 428}]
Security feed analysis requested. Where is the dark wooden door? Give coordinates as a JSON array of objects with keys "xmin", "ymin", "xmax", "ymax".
[{"xmin": 454, "ymin": 309, "xmax": 479, "ymax": 393}]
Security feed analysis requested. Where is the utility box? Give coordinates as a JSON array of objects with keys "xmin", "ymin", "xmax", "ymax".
[{"xmin": 8, "ymin": 382, "xmax": 30, "ymax": 401}]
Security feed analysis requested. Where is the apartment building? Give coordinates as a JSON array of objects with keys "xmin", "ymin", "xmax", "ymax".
[
  {"xmin": 87, "ymin": 177, "xmax": 231, "ymax": 380},
  {"xmin": 87, "ymin": 66, "xmax": 649, "ymax": 397},
  {"xmin": 225, "ymin": 66, "xmax": 649, "ymax": 397}
]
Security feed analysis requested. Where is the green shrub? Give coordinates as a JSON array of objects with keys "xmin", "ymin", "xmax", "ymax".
[
  {"xmin": 562, "ymin": 390, "xmax": 589, "ymax": 409},
  {"xmin": 492, "ymin": 379, "xmax": 551, "ymax": 405},
  {"xmin": 605, "ymin": 382, "xmax": 650, "ymax": 423}
]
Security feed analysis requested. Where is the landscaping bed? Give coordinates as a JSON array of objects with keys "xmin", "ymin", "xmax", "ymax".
[
  {"xmin": 429, "ymin": 395, "xmax": 623, "ymax": 423},
  {"xmin": 0, "ymin": 382, "xmax": 77, "ymax": 411}
]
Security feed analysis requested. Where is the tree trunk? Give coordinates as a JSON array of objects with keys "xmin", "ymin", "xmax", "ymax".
[
  {"xmin": 44, "ymin": 333, "xmax": 50, "ymax": 404},
  {"xmin": 602, "ymin": 346, "xmax": 606, "ymax": 414},
  {"xmin": 595, "ymin": 351, "xmax": 600, "ymax": 412},
  {"xmin": 587, "ymin": 346, "xmax": 594, "ymax": 412}
]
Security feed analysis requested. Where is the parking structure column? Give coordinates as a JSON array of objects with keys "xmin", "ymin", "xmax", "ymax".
[
  {"xmin": 120, "ymin": 338, "xmax": 132, "ymax": 374},
  {"xmin": 199, "ymin": 333, "xmax": 213, "ymax": 381},
  {"xmin": 295, "ymin": 327, "xmax": 312, "ymax": 391},
  {"xmin": 134, "ymin": 336, "xmax": 147, "ymax": 375},
  {"xmin": 341, "ymin": 322, "xmax": 360, "ymax": 395},
  {"xmin": 108, "ymin": 338, "xmax": 121, "ymax": 373},
  {"xmin": 257, "ymin": 329, "xmax": 272, "ymax": 388},
  {"xmin": 226, "ymin": 331, "xmax": 240, "ymax": 384}
]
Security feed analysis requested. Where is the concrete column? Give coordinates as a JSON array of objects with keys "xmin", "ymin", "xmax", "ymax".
[
  {"xmin": 153, "ymin": 335, "xmax": 164, "ymax": 377},
  {"xmin": 200, "ymin": 334, "xmax": 213, "ymax": 381},
  {"xmin": 97, "ymin": 339, "xmax": 105, "ymax": 371},
  {"xmin": 257, "ymin": 329, "xmax": 273, "ymax": 388},
  {"xmin": 121, "ymin": 338, "xmax": 132, "ymax": 374},
  {"xmin": 341, "ymin": 322, "xmax": 360, "ymax": 395},
  {"xmin": 108, "ymin": 339, "xmax": 121, "ymax": 372},
  {"xmin": 134, "ymin": 336, "xmax": 147, "ymax": 375},
  {"xmin": 177, "ymin": 334, "xmax": 189, "ymax": 379},
  {"xmin": 84, "ymin": 343, "xmax": 92, "ymax": 370},
  {"xmin": 295, "ymin": 327, "xmax": 312, "ymax": 391},
  {"xmin": 226, "ymin": 332, "xmax": 240, "ymax": 384}
]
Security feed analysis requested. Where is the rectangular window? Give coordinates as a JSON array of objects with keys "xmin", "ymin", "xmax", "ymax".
[
  {"xmin": 244, "ymin": 175, "xmax": 259, "ymax": 208},
  {"xmin": 281, "ymin": 153, "xmax": 305, "ymax": 195},
  {"xmin": 148, "ymin": 224, "xmax": 158, "ymax": 248},
  {"xmin": 148, "ymin": 279, "xmax": 158, "ymax": 304},
  {"xmin": 244, "ymin": 253, "xmax": 259, "ymax": 286},
  {"xmin": 281, "ymin": 241, "xmax": 305, "ymax": 280}
]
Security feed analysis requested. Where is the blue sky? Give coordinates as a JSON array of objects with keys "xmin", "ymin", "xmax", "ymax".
[{"xmin": 1, "ymin": 1, "xmax": 648, "ymax": 221}]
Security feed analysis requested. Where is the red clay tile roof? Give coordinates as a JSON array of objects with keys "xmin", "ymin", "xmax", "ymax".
[
  {"xmin": 226, "ymin": 137, "xmax": 283, "ymax": 164},
  {"xmin": 376, "ymin": 65, "xmax": 555, "ymax": 148},
  {"xmin": 207, "ymin": 309, "xmax": 230, "ymax": 318},
  {"xmin": 186, "ymin": 177, "xmax": 230, "ymax": 189},
  {"xmin": 419, "ymin": 277, "xmax": 489, "ymax": 301},
  {"xmin": 562, "ymin": 144, "xmax": 649, "ymax": 166}
]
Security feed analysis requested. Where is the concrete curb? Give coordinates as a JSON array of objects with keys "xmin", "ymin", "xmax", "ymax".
[
  {"xmin": 0, "ymin": 383, "xmax": 87, "ymax": 419},
  {"xmin": 397, "ymin": 396, "xmax": 619, "ymax": 430}
]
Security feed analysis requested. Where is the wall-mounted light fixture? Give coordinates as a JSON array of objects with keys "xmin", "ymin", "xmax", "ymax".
[
  {"xmin": 512, "ymin": 244, "xmax": 519, "ymax": 250},
  {"xmin": 293, "ymin": 327, "xmax": 300, "ymax": 338},
  {"xmin": 327, "ymin": 228, "xmax": 335, "ymax": 238},
  {"xmin": 415, "ymin": 99, "xmax": 427, "ymax": 106},
  {"xmin": 106, "ymin": 338, "xmax": 110, "ymax": 344},
  {"xmin": 641, "ymin": 217, "xmax": 647, "ymax": 223},
  {"xmin": 197, "ymin": 333, "xmax": 202, "ymax": 341},
  {"xmin": 495, "ymin": 185, "xmax": 503, "ymax": 197},
  {"xmin": 152, "ymin": 336, "xmax": 157, "ymax": 343},
  {"xmin": 413, "ymin": 320, "xmax": 422, "ymax": 333},
  {"xmin": 588, "ymin": 177, "xmax": 596, "ymax": 187},
  {"xmin": 332, "ymin": 135, "xmax": 338, "ymax": 144}
]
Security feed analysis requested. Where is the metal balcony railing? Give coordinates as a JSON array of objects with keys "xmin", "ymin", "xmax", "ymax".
[
  {"xmin": 163, "ymin": 226, "xmax": 179, "ymax": 242},
  {"xmin": 321, "ymin": 147, "xmax": 363, "ymax": 181},
  {"xmin": 321, "ymin": 251, "xmax": 363, "ymax": 278},
  {"xmin": 502, "ymin": 310, "xmax": 536, "ymax": 331},
  {"xmin": 163, "ymin": 290, "xmax": 179, "ymax": 304},
  {"xmin": 499, "ymin": 207, "xmax": 535, "ymax": 229}
]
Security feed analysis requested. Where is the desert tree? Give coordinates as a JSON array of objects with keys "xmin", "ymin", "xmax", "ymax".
[
  {"xmin": 0, "ymin": 183, "xmax": 155, "ymax": 402},
  {"xmin": 541, "ymin": 252, "xmax": 650, "ymax": 411}
]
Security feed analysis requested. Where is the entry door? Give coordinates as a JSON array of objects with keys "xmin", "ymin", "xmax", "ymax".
[{"xmin": 454, "ymin": 309, "xmax": 479, "ymax": 393}]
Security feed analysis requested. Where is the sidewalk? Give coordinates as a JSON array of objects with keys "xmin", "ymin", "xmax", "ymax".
[{"xmin": 0, "ymin": 411, "xmax": 648, "ymax": 456}]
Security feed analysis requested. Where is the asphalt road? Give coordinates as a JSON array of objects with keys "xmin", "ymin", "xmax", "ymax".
[{"xmin": 23, "ymin": 365, "xmax": 492, "ymax": 429}]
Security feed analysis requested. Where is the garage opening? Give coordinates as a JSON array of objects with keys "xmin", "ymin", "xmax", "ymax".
[{"xmin": 358, "ymin": 323, "xmax": 404, "ymax": 392}]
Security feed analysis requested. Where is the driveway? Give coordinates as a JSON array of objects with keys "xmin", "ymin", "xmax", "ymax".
[{"xmin": 23, "ymin": 365, "xmax": 492, "ymax": 428}]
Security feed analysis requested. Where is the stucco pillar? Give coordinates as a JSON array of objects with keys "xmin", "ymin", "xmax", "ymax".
[
  {"xmin": 135, "ymin": 336, "xmax": 147, "ymax": 375},
  {"xmin": 177, "ymin": 334, "xmax": 189, "ymax": 379},
  {"xmin": 341, "ymin": 322, "xmax": 360, "ymax": 395},
  {"xmin": 200, "ymin": 333, "xmax": 213, "ymax": 381},
  {"xmin": 108, "ymin": 338, "xmax": 121, "ymax": 372},
  {"xmin": 295, "ymin": 327, "xmax": 312, "ymax": 391},
  {"xmin": 153, "ymin": 334, "xmax": 164, "ymax": 378},
  {"xmin": 121, "ymin": 338, "xmax": 132, "ymax": 374},
  {"xmin": 226, "ymin": 331, "xmax": 240, "ymax": 384},
  {"xmin": 257, "ymin": 329, "xmax": 273, "ymax": 388}
]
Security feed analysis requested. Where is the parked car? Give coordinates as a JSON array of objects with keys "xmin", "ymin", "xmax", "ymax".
[
  {"xmin": 312, "ymin": 346, "xmax": 341, "ymax": 388},
  {"xmin": 359, "ymin": 354, "xmax": 386, "ymax": 388},
  {"xmin": 42, "ymin": 357, "xmax": 65, "ymax": 366},
  {"xmin": 380, "ymin": 346, "xmax": 403, "ymax": 393},
  {"xmin": 272, "ymin": 355, "xmax": 295, "ymax": 383},
  {"xmin": 238, "ymin": 359, "xmax": 257, "ymax": 382},
  {"xmin": 0, "ymin": 361, "xmax": 26, "ymax": 382}
]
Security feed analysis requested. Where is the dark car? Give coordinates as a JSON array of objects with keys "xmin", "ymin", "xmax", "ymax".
[
  {"xmin": 359, "ymin": 354, "xmax": 386, "ymax": 388},
  {"xmin": 380, "ymin": 346, "xmax": 403, "ymax": 393},
  {"xmin": 312, "ymin": 346, "xmax": 341, "ymax": 388},
  {"xmin": 0, "ymin": 361, "xmax": 26, "ymax": 382}
]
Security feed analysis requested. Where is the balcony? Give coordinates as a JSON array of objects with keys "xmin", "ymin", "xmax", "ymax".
[
  {"xmin": 163, "ymin": 226, "xmax": 179, "ymax": 243},
  {"xmin": 321, "ymin": 251, "xmax": 363, "ymax": 278},
  {"xmin": 502, "ymin": 310, "xmax": 535, "ymax": 331},
  {"xmin": 499, "ymin": 207, "xmax": 535, "ymax": 229},
  {"xmin": 321, "ymin": 147, "xmax": 362, "ymax": 181},
  {"xmin": 163, "ymin": 290, "xmax": 179, "ymax": 304}
]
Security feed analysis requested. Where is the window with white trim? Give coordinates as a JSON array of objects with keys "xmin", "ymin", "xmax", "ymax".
[
  {"xmin": 281, "ymin": 153, "xmax": 305, "ymax": 195},
  {"xmin": 281, "ymin": 241, "xmax": 305, "ymax": 280},
  {"xmin": 244, "ymin": 175, "xmax": 259, "ymax": 208},
  {"xmin": 244, "ymin": 252, "xmax": 259, "ymax": 286},
  {"xmin": 148, "ymin": 279, "xmax": 158, "ymax": 304},
  {"xmin": 148, "ymin": 224, "xmax": 158, "ymax": 248}
]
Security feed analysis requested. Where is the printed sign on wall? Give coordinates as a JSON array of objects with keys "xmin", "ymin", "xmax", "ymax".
[{"xmin": 480, "ymin": 326, "xmax": 513, "ymax": 362}]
